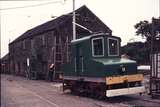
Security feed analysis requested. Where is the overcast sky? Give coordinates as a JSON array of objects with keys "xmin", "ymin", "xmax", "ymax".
[{"xmin": 0, "ymin": 0, "xmax": 159, "ymax": 57}]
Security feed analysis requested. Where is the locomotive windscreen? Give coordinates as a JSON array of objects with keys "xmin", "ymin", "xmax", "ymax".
[
  {"xmin": 108, "ymin": 38, "xmax": 119, "ymax": 56},
  {"xmin": 92, "ymin": 37, "xmax": 104, "ymax": 57}
]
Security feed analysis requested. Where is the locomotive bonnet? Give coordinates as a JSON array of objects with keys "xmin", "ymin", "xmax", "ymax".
[{"xmin": 62, "ymin": 33, "xmax": 145, "ymax": 97}]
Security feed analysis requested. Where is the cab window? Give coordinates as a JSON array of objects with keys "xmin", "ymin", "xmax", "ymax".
[
  {"xmin": 108, "ymin": 37, "xmax": 119, "ymax": 56},
  {"xmin": 92, "ymin": 37, "xmax": 104, "ymax": 57}
]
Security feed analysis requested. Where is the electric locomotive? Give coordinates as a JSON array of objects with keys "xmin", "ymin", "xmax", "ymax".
[{"xmin": 62, "ymin": 33, "xmax": 145, "ymax": 97}]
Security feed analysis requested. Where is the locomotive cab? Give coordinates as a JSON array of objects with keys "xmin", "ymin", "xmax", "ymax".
[{"xmin": 63, "ymin": 33, "xmax": 145, "ymax": 97}]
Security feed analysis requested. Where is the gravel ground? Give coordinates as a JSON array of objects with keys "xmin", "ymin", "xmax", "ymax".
[{"xmin": 1, "ymin": 74, "xmax": 160, "ymax": 107}]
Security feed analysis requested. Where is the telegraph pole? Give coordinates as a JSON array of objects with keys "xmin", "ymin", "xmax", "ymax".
[{"xmin": 72, "ymin": 0, "xmax": 76, "ymax": 40}]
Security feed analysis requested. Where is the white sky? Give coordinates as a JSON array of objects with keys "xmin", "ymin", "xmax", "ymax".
[{"xmin": 0, "ymin": 0, "xmax": 159, "ymax": 57}]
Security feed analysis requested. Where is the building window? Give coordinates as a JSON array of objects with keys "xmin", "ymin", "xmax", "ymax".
[
  {"xmin": 108, "ymin": 37, "xmax": 119, "ymax": 56},
  {"xmin": 42, "ymin": 36, "xmax": 45, "ymax": 46},
  {"xmin": 31, "ymin": 39, "xmax": 34, "ymax": 49},
  {"xmin": 23, "ymin": 40, "xmax": 25, "ymax": 49},
  {"xmin": 92, "ymin": 37, "xmax": 104, "ymax": 57}
]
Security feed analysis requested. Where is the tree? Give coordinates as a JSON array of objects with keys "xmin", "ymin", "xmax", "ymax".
[
  {"xmin": 122, "ymin": 17, "xmax": 160, "ymax": 65},
  {"xmin": 122, "ymin": 42, "xmax": 150, "ymax": 65},
  {"xmin": 134, "ymin": 17, "xmax": 160, "ymax": 42}
]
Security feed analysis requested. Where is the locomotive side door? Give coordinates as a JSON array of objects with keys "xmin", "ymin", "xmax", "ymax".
[{"xmin": 75, "ymin": 45, "xmax": 83, "ymax": 76}]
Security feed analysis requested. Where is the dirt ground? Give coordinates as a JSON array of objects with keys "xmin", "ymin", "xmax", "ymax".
[{"xmin": 1, "ymin": 74, "xmax": 160, "ymax": 107}]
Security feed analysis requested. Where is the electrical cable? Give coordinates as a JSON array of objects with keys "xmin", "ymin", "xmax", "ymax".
[{"xmin": 0, "ymin": 0, "xmax": 65, "ymax": 11}]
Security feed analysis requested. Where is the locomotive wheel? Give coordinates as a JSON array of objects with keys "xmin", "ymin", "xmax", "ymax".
[
  {"xmin": 70, "ymin": 83, "xmax": 79, "ymax": 95},
  {"xmin": 94, "ymin": 87, "xmax": 106, "ymax": 100},
  {"xmin": 70, "ymin": 82, "xmax": 83, "ymax": 95},
  {"xmin": 89, "ymin": 83, "xmax": 106, "ymax": 100},
  {"xmin": 70, "ymin": 87, "xmax": 78, "ymax": 95},
  {"xmin": 69, "ymin": 81, "xmax": 106, "ymax": 100}
]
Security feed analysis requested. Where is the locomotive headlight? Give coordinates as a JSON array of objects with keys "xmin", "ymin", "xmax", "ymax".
[
  {"xmin": 122, "ymin": 66, "xmax": 126, "ymax": 72},
  {"xmin": 120, "ymin": 65, "xmax": 126, "ymax": 72}
]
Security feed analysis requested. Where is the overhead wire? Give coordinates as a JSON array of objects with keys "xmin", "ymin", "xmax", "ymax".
[{"xmin": 0, "ymin": 0, "xmax": 65, "ymax": 11}]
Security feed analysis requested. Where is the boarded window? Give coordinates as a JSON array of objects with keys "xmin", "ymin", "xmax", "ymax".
[
  {"xmin": 31, "ymin": 39, "xmax": 34, "ymax": 49},
  {"xmin": 42, "ymin": 36, "xmax": 45, "ymax": 46},
  {"xmin": 23, "ymin": 40, "xmax": 25, "ymax": 49},
  {"xmin": 56, "ymin": 54, "xmax": 62, "ymax": 61}
]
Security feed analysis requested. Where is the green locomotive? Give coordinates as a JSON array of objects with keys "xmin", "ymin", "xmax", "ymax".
[{"xmin": 62, "ymin": 33, "xmax": 145, "ymax": 97}]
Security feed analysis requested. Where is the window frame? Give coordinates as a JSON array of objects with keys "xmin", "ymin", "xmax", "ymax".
[
  {"xmin": 31, "ymin": 39, "xmax": 34, "ymax": 49},
  {"xmin": 107, "ymin": 37, "xmax": 119, "ymax": 56},
  {"xmin": 92, "ymin": 37, "xmax": 105, "ymax": 57}
]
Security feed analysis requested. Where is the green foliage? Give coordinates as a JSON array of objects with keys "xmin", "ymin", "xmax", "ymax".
[
  {"xmin": 129, "ymin": 17, "xmax": 160, "ymax": 64},
  {"xmin": 134, "ymin": 17, "xmax": 160, "ymax": 42},
  {"xmin": 135, "ymin": 20, "xmax": 151, "ymax": 38},
  {"xmin": 122, "ymin": 42, "xmax": 150, "ymax": 65}
]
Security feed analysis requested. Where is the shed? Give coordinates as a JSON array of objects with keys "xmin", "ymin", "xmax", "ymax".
[{"xmin": 9, "ymin": 5, "xmax": 112, "ymax": 80}]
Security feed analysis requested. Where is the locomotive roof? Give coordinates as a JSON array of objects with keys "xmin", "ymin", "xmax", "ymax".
[
  {"xmin": 71, "ymin": 33, "xmax": 121, "ymax": 45},
  {"xmin": 92, "ymin": 58, "xmax": 136, "ymax": 65}
]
